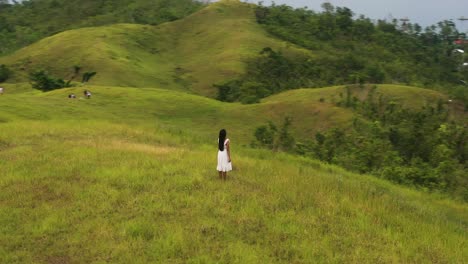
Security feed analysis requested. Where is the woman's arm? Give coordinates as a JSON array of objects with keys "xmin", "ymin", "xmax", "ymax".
[{"xmin": 226, "ymin": 141, "xmax": 231, "ymax": 162}]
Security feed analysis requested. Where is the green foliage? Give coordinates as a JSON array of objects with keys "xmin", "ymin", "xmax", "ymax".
[
  {"xmin": 309, "ymin": 90, "xmax": 467, "ymax": 200},
  {"xmin": 216, "ymin": 48, "xmax": 315, "ymax": 102},
  {"xmin": 214, "ymin": 80, "xmax": 242, "ymax": 102},
  {"xmin": 216, "ymin": 78, "xmax": 271, "ymax": 104},
  {"xmin": 0, "ymin": 64, "xmax": 11, "ymax": 82},
  {"xmin": 250, "ymin": 85, "xmax": 467, "ymax": 200},
  {"xmin": 29, "ymin": 70, "xmax": 70, "ymax": 91},
  {"xmin": 216, "ymin": 46, "xmax": 388, "ymax": 103},
  {"xmin": 254, "ymin": 121, "xmax": 277, "ymax": 149},
  {"xmin": 251, "ymin": 3, "xmax": 468, "ymax": 98},
  {"xmin": 277, "ymin": 116, "xmax": 295, "ymax": 151},
  {"xmin": 254, "ymin": 117, "xmax": 295, "ymax": 151},
  {"xmin": 81, "ymin": 71, "xmax": 97, "ymax": 83}
]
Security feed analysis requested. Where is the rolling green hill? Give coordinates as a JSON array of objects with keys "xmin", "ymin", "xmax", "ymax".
[
  {"xmin": 0, "ymin": 1, "xmax": 466, "ymax": 262},
  {"xmin": 0, "ymin": 0, "xmax": 205, "ymax": 55},
  {"xmin": 0, "ymin": 85, "xmax": 466, "ymax": 263},
  {"xmin": 0, "ymin": 82, "xmax": 457, "ymax": 142},
  {"xmin": 0, "ymin": 0, "xmax": 308, "ymax": 97}
]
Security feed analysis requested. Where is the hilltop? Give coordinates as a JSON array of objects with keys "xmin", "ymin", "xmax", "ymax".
[
  {"xmin": 0, "ymin": 0, "xmax": 307, "ymax": 96},
  {"xmin": 1, "ymin": 0, "xmax": 467, "ymax": 103},
  {"xmin": 0, "ymin": 0, "xmax": 205, "ymax": 55}
]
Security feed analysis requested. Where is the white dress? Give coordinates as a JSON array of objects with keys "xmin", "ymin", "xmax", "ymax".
[{"xmin": 217, "ymin": 138, "xmax": 232, "ymax": 172}]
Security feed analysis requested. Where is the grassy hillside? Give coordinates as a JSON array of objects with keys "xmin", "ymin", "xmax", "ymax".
[
  {"xmin": 0, "ymin": 0, "xmax": 307, "ymax": 97},
  {"xmin": 0, "ymin": 84, "xmax": 348, "ymax": 143},
  {"xmin": 1, "ymin": 82, "xmax": 457, "ymax": 142},
  {"xmin": 0, "ymin": 86, "xmax": 467, "ymax": 263},
  {"xmin": 0, "ymin": 1, "xmax": 466, "ymax": 262},
  {"xmin": 0, "ymin": 0, "xmax": 205, "ymax": 55}
]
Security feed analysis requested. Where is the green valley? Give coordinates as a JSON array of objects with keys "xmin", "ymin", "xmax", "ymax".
[
  {"xmin": 0, "ymin": 85, "xmax": 467, "ymax": 263},
  {"xmin": 0, "ymin": 0, "xmax": 467, "ymax": 263}
]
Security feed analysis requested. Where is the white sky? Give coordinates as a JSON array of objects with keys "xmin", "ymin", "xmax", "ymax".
[{"xmin": 244, "ymin": 0, "xmax": 468, "ymax": 32}]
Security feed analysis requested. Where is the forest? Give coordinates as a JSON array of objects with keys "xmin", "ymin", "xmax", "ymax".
[
  {"xmin": 233, "ymin": 3, "xmax": 468, "ymax": 201},
  {"xmin": 216, "ymin": 2, "xmax": 468, "ymax": 107},
  {"xmin": 254, "ymin": 85, "xmax": 467, "ymax": 200}
]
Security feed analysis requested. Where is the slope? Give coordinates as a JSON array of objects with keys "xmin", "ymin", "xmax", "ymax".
[
  {"xmin": 0, "ymin": 82, "xmax": 458, "ymax": 147},
  {"xmin": 0, "ymin": 0, "xmax": 307, "ymax": 97},
  {"xmin": 0, "ymin": 0, "xmax": 205, "ymax": 55},
  {"xmin": 0, "ymin": 87, "xmax": 466, "ymax": 263}
]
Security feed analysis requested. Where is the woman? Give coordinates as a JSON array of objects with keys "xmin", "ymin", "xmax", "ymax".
[{"xmin": 217, "ymin": 129, "xmax": 232, "ymax": 180}]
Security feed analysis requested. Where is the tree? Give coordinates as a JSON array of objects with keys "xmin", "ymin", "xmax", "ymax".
[
  {"xmin": 276, "ymin": 117, "xmax": 295, "ymax": 151},
  {"xmin": 81, "ymin": 71, "xmax": 97, "ymax": 83},
  {"xmin": 239, "ymin": 81, "xmax": 270, "ymax": 104},
  {"xmin": 0, "ymin": 64, "xmax": 11, "ymax": 82},
  {"xmin": 215, "ymin": 79, "xmax": 241, "ymax": 102},
  {"xmin": 29, "ymin": 70, "xmax": 67, "ymax": 92},
  {"xmin": 254, "ymin": 121, "xmax": 277, "ymax": 149},
  {"xmin": 320, "ymin": 2, "xmax": 335, "ymax": 13},
  {"xmin": 254, "ymin": 117, "xmax": 295, "ymax": 151},
  {"xmin": 336, "ymin": 6, "xmax": 353, "ymax": 32}
]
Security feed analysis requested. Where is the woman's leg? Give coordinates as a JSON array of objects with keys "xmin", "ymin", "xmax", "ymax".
[
  {"xmin": 222, "ymin": 172, "xmax": 227, "ymax": 180},
  {"xmin": 218, "ymin": 171, "xmax": 222, "ymax": 179}
]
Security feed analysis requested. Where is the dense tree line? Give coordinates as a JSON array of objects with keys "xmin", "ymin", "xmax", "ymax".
[
  {"xmin": 0, "ymin": 0, "xmax": 205, "ymax": 55},
  {"xmin": 29, "ymin": 66, "xmax": 97, "ymax": 91},
  {"xmin": 216, "ymin": 47, "xmax": 386, "ymax": 103},
  {"xmin": 217, "ymin": 2, "xmax": 468, "ymax": 106},
  {"xmin": 254, "ymin": 86, "xmax": 467, "ymax": 201},
  {"xmin": 248, "ymin": 3, "xmax": 467, "ymax": 200},
  {"xmin": 255, "ymin": 2, "xmax": 467, "ymax": 86}
]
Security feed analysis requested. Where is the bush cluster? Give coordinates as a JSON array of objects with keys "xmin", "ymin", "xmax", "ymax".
[
  {"xmin": 254, "ymin": 88, "xmax": 467, "ymax": 200},
  {"xmin": 0, "ymin": 64, "xmax": 11, "ymax": 82}
]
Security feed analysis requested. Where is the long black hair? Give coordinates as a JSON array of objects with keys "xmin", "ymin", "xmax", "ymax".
[{"xmin": 218, "ymin": 129, "xmax": 227, "ymax": 151}]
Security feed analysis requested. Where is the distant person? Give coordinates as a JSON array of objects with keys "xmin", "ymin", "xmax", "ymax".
[
  {"xmin": 68, "ymin": 93, "xmax": 76, "ymax": 99},
  {"xmin": 217, "ymin": 129, "xmax": 232, "ymax": 180},
  {"xmin": 0, "ymin": 87, "xmax": 3, "ymax": 95},
  {"xmin": 84, "ymin": 89, "xmax": 91, "ymax": 99}
]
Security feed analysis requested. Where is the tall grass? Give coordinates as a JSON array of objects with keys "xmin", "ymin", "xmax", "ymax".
[
  {"xmin": 0, "ymin": 119, "xmax": 466, "ymax": 263},
  {"xmin": 0, "ymin": 81, "xmax": 466, "ymax": 263}
]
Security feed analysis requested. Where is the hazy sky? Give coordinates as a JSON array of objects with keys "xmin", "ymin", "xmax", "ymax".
[{"xmin": 249, "ymin": 0, "xmax": 468, "ymax": 31}]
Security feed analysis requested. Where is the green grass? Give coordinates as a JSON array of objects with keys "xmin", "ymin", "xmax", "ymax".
[
  {"xmin": 0, "ymin": 84, "xmax": 466, "ymax": 263},
  {"xmin": 0, "ymin": 2, "xmax": 466, "ymax": 261},
  {"xmin": 0, "ymin": 122, "xmax": 466, "ymax": 263},
  {"xmin": 0, "ymin": 83, "xmax": 456, "ymax": 141}
]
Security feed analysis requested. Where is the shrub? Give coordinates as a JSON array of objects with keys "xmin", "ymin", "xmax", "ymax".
[
  {"xmin": 82, "ymin": 71, "xmax": 97, "ymax": 83},
  {"xmin": 254, "ymin": 117, "xmax": 295, "ymax": 151},
  {"xmin": 0, "ymin": 64, "xmax": 11, "ymax": 83},
  {"xmin": 29, "ymin": 70, "xmax": 69, "ymax": 91}
]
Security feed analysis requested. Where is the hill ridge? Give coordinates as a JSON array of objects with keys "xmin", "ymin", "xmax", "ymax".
[{"xmin": 0, "ymin": 0, "xmax": 308, "ymax": 96}]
